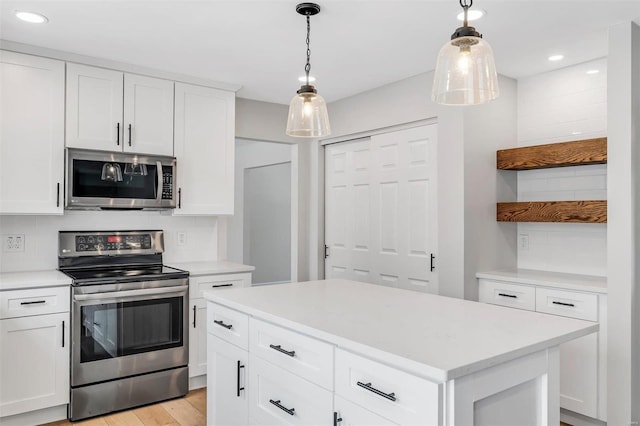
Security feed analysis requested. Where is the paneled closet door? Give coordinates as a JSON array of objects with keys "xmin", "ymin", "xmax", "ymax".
[{"xmin": 325, "ymin": 124, "xmax": 438, "ymax": 293}]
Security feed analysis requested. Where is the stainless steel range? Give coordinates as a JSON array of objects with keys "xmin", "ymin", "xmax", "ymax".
[{"xmin": 58, "ymin": 230, "xmax": 189, "ymax": 421}]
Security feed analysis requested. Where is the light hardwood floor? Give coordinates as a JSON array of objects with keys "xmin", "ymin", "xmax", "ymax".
[{"xmin": 42, "ymin": 388, "xmax": 206, "ymax": 426}]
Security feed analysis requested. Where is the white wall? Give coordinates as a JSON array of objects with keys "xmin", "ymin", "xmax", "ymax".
[
  {"xmin": 516, "ymin": 59, "xmax": 607, "ymax": 276},
  {"xmin": 0, "ymin": 211, "xmax": 218, "ymax": 272},
  {"xmin": 226, "ymin": 139, "xmax": 294, "ymax": 283},
  {"xmin": 317, "ymin": 72, "xmax": 518, "ymax": 299},
  {"xmin": 235, "ymin": 98, "xmax": 295, "ymax": 144},
  {"xmin": 607, "ymin": 21, "xmax": 640, "ymax": 426}
]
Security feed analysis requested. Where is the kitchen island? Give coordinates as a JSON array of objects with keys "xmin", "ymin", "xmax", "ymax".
[{"xmin": 204, "ymin": 279, "xmax": 598, "ymax": 425}]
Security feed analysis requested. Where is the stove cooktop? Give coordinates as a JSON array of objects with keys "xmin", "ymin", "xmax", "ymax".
[{"xmin": 62, "ymin": 264, "xmax": 188, "ymax": 286}]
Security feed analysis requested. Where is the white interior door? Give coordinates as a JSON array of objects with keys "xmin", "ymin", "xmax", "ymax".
[{"xmin": 325, "ymin": 124, "xmax": 438, "ymax": 293}]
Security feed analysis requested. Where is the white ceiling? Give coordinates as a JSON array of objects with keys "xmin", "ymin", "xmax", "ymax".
[{"xmin": 1, "ymin": 1, "xmax": 639, "ymax": 105}]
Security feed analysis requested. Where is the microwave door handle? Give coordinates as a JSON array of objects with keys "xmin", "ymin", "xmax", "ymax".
[{"xmin": 156, "ymin": 161, "xmax": 163, "ymax": 202}]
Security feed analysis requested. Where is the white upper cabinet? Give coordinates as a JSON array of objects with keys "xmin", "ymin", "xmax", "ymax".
[
  {"xmin": 174, "ymin": 82, "xmax": 235, "ymax": 215},
  {"xmin": 66, "ymin": 63, "xmax": 174, "ymax": 155},
  {"xmin": 123, "ymin": 73, "xmax": 174, "ymax": 155},
  {"xmin": 0, "ymin": 51, "xmax": 65, "ymax": 214}
]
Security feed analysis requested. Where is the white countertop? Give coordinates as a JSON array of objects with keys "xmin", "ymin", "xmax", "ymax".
[
  {"xmin": 204, "ymin": 279, "xmax": 598, "ymax": 382},
  {"xmin": 476, "ymin": 269, "xmax": 607, "ymax": 294},
  {"xmin": 168, "ymin": 260, "xmax": 254, "ymax": 277},
  {"xmin": 0, "ymin": 270, "xmax": 72, "ymax": 291}
]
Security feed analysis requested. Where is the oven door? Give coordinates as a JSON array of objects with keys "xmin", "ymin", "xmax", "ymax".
[{"xmin": 71, "ymin": 280, "xmax": 188, "ymax": 387}]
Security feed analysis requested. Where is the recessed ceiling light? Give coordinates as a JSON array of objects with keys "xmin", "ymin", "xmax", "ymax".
[
  {"xmin": 15, "ymin": 11, "xmax": 48, "ymax": 24},
  {"xmin": 457, "ymin": 9, "xmax": 485, "ymax": 21},
  {"xmin": 586, "ymin": 69, "xmax": 600, "ymax": 75},
  {"xmin": 548, "ymin": 54, "xmax": 564, "ymax": 62},
  {"xmin": 571, "ymin": 131, "xmax": 583, "ymax": 135},
  {"xmin": 298, "ymin": 75, "xmax": 316, "ymax": 83}
]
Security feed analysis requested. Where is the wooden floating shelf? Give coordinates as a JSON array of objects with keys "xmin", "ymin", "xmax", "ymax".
[
  {"xmin": 497, "ymin": 200, "xmax": 607, "ymax": 223},
  {"xmin": 497, "ymin": 137, "xmax": 607, "ymax": 170}
]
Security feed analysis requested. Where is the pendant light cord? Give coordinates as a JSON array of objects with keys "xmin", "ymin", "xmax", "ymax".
[
  {"xmin": 305, "ymin": 15, "xmax": 311, "ymax": 85},
  {"xmin": 459, "ymin": 0, "xmax": 472, "ymax": 27}
]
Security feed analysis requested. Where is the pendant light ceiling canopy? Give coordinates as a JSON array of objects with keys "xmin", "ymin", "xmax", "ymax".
[
  {"xmin": 432, "ymin": 0, "xmax": 499, "ymax": 105},
  {"xmin": 286, "ymin": 2, "xmax": 331, "ymax": 138}
]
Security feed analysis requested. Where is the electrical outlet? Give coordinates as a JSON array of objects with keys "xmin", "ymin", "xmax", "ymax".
[
  {"xmin": 519, "ymin": 234, "xmax": 529, "ymax": 251},
  {"xmin": 3, "ymin": 234, "xmax": 25, "ymax": 252},
  {"xmin": 177, "ymin": 232, "xmax": 187, "ymax": 246}
]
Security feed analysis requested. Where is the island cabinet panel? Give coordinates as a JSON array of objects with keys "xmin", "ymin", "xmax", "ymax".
[
  {"xmin": 334, "ymin": 349, "xmax": 441, "ymax": 425},
  {"xmin": 207, "ymin": 335, "xmax": 248, "ymax": 426},
  {"xmin": 249, "ymin": 355, "xmax": 332, "ymax": 425},
  {"xmin": 334, "ymin": 394, "xmax": 400, "ymax": 425},
  {"xmin": 249, "ymin": 318, "xmax": 333, "ymax": 390}
]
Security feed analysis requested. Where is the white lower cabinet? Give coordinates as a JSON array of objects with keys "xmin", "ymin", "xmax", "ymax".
[
  {"xmin": 207, "ymin": 335, "xmax": 248, "ymax": 426},
  {"xmin": 0, "ymin": 287, "xmax": 70, "ymax": 420},
  {"xmin": 188, "ymin": 271, "xmax": 251, "ymax": 389},
  {"xmin": 334, "ymin": 395, "xmax": 400, "ymax": 426},
  {"xmin": 478, "ymin": 277, "xmax": 607, "ymax": 422},
  {"xmin": 249, "ymin": 355, "xmax": 332, "ymax": 425}
]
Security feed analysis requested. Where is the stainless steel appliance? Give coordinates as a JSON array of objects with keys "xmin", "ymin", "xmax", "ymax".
[
  {"xmin": 65, "ymin": 148, "xmax": 177, "ymax": 210},
  {"xmin": 59, "ymin": 230, "xmax": 189, "ymax": 421}
]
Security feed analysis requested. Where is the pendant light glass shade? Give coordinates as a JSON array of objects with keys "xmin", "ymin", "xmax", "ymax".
[
  {"xmin": 432, "ymin": 35, "xmax": 499, "ymax": 105},
  {"xmin": 286, "ymin": 89, "xmax": 331, "ymax": 137},
  {"xmin": 286, "ymin": 3, "xmax": 331, "ymax": 138}
]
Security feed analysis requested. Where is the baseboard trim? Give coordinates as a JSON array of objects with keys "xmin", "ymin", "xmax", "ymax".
[{"xmin": 561, "ymin": 408, "xmax": 606, "ymax": 426}]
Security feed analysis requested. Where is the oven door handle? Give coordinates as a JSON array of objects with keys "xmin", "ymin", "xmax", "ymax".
[{"xmin": 73, "ymin": 285, "xmax": 188, "ymax": 301}]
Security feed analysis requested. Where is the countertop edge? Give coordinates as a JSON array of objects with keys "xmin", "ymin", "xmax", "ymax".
[{"xmin": 476, "ymin": 269, "xmax": 608, "ymax": 294}]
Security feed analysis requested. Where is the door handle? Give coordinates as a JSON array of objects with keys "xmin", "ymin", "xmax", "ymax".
[
  {"xmin": 128, "ymin": 124, "xmax": 132, "ymax": 146},
  {"xmin": 236, "ymin": 360, "xmax": 245, "ymax": 397},
  {"xmin": 116, "ymin": 122, "xmax": 120, "ymax": 145},
  {"xmin": 193, "ymin": 304, "xmax": 197, "ymax": 328}
]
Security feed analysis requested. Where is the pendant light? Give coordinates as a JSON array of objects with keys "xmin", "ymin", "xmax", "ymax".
[
  {"xmin": 286, "ymin": 3, "xmax": 331, "ymax": 138},
  {"xmin": 432, "ymin": 0, "xmax": 499, "ymax": 105}
]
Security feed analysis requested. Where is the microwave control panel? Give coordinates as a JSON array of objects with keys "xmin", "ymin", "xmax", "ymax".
[{"xmin": 162, "ymin": 172, "xmax": 173, "ymax": 200}]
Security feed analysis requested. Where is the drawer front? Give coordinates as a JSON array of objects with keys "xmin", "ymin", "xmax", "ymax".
[
  {"xmin": 536, "ymin": 287, "xmax": 598, "ymax": 321},
  {"xmin": 478, "ymin": 279, "xmax": 535, "ymax": 311},
  {"xmin": 250, "ymin": 318, "xmax": 333, "ymax": 390},
  {"xmin": 0, "ymin": 286, "xmax": 70, "ymax": 319},
  {"xmin": 207, "ymin": 302, "xmax": 249, "ymax": 350},
  {"xmin": 191, "ymin": 273, "xmax": 250, "ymax": 299},
  {"xmin": 334, "ymin": 394, "xmax": 400, "ymax": 426},
  {"xmin": 249, "ymin": 354, "xmax": 333, "ymax": 426},
  {"xmin": 335, "ymin": 349, "xmax": 441, "ymax": 425}
]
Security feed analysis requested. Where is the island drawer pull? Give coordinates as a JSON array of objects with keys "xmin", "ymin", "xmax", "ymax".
[
  {"xmin": 269, "ymin": 344, "xmax": 296, "ymax": 357},
  {"xmin": 269, "ymin": 399, "xmax": 295, "ymax": 416},
  {"xmin": 214, "ymin": 319, "xmax": 233, "ymax": 329},
  {"xmin": 552, "ymin": 301, "xmax": 575, "ymax": 307},
  {"xmin": 236, "ymin": 361, "xmax": 245, "ymax": 397},
  {"xmin": 334, "ymin": 411, "xmax": 343, "ymax": 425},
  {"xmin": 20, "ymin": 300, "xmax": 47, "ymax": 305},
  {"xmin": 356, "ymin": 381, "xmax": 396, "ymax": 401},
  {"xmin": 212, "ymin": 283, "xmax": 233, "ymax": 288},
  {"xmin": 498, "ymin": 293, "xmax": 517, "ymax": 299}
]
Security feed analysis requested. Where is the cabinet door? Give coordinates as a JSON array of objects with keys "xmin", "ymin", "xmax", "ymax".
[
  {"xmin": 0, "ymin": 51, "xmax": 64, "ymax": 214},
  {"xmin": 207, "ymin": 335, "xmax": 248, "ymax": 426},
  {"xmin": 123, "ymin": 74, "xmax": 174, "ymax": 156},
  {"xmin": 0, "ymin": 312, "xmax": 69, "ymax": 417},
  {"xmin": 189, "ymin": 299, "xmax": 207, "ymax": 378},
  {"xmin": 174, "ymin": 82, "xmax": 235, "ymax": 215},
  {"xmin": 560, "ymin": 332, "xmax": 598, "ymax": 418},
  {"xmin": 66, "ymin": 63, "xmax": 123, "ymax": 151},
  {"xmin": 334, "ymin": 395, "xmax": 400, "ymax": 426}
]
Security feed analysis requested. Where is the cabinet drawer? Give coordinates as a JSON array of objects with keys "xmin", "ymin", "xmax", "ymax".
[
  {"xmin": 249, "ymin": 354, "xmax": 333, "ymax": 426},
  {"xmin": 335, "ymin": 349, "xmax": 441, "ymax": 425},
  {"xmin": 207, "ymin": 302, "xmax": 249, "ymax": 350},
  {"xmin": 190, "ymin": 273, "xmax": 250, "ymax": 299},
  {"xmin": 536, "ymin": 288, "xmax": 598, "ymax": 321},
  {"xmin": 0, "ymin": 286, "xmax": 69, "ymax": 319},
  {"xmin": 250, "ymin": 318, "xmax": 333, "ymax": 390},
  {"xmin": 478, "ymin": 279, "xmax": 535, "ymax": 311},
  {"xmin": 335, "ymin": 394, "xmax": 400, "ymax": 426}
]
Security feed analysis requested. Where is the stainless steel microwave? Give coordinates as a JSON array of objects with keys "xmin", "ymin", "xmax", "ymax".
[{"xmin": 65, "ymin": 148, "xmax": 177, "ymax": 210}]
